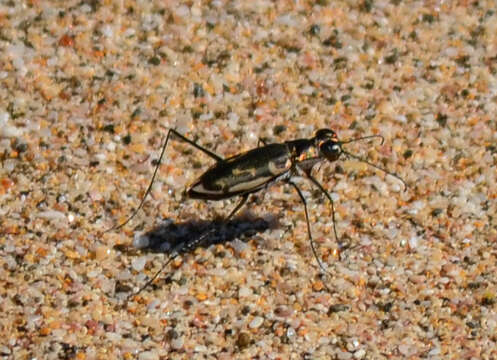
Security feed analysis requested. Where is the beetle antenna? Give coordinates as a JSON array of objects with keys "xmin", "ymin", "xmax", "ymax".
[
  {"xmin": 341, "ymin": 134, "xmax": 384, "ymax": 145},
  {"xmin": 341, "ymin": 150, "xmax": 407, "ymax": 191}
]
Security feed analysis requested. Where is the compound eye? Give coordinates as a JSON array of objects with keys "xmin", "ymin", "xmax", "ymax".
[{"xmin": 320, "ymin": 140, "xmax": 341, "ymax": 161}]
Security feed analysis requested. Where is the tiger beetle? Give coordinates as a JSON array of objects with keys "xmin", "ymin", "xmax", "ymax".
[{"xmin": 109, "ymin": 128, "xmax": 406, "ymax": 299}]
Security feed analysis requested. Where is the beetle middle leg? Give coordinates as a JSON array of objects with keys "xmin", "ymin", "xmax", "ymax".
[
  {"xmin": 226, "ymin": 194, "xmax": 249, "ymax": 220},
  {"xmin": 287, "ymin": 180, "xmax": 335, "ymax": 285},
  {"xmin": 302, "ymin": 173, "xmax": 341, "ymax": 254}
]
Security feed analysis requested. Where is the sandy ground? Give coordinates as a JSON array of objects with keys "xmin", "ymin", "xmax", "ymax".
[{"xmin": 1, "ymin": 0, "xmax": 496, "ymax": 359}]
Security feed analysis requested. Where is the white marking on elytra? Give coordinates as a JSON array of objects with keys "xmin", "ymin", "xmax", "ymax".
[
  {"xmin": 189, "ymin": 183, "xmax": 222, "ymax": 195},
  {"xmin": 268, "ymin": 158, "xmax": 292, "ymax": 176},
  {"xmin": 228, "ymin": 176, "xmax": 273, "ymax": 193}
]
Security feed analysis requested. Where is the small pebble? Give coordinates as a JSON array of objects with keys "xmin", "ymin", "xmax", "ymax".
[
  {"xmin": 337, "ymin": 351, "xmax": 353, "ymax": 360},
  {"xmin": 194, "ymin": 345, "xmax": 207, "ymax": 353},
  {"xmin": 398, "ymin": 344, "xmax": 411, "ymax": 356},
  {"xmin": 0, "ymin": 125, "xmax": 23, "ymax": 138},
  {"xmin": 286, "ymin": 327, "xmax": 296, "ymax": 339},
  {"xmin": 95, "ymin": 246, "xmax": 110, "ymax": 261},
  {"xmin": 231, "ymin": 238, "xmax": 247, "ymax": 253},
  {"xmin": 138, "ymin": 351, "xmax": 159, "ymax": 360},
  {"xmin": 0, "ymin": 111, "xmax": 8, "ymax": 124},
  {"xmin": 274, "ymin": 306, "xmax": 293, "ymax": 317},
  {"xmin": 236, "ymin": 332, "xmax": 251, "ymax": 348},
  {"xmin": 133, "ymin": 234, "xmax": 149, "ymax": 249},
  {"xmin": 239, "ymin": 287, "xmax": 252, "ymax": 297},
  {"xmin": 37, "ymin": 210, "xmax": 65, "ymax": 221},
  {"xmin": 428, "ymin": 347, "xmax": 441, "ymax": 356},
  {"xmin": 132, "ymin": 256, "xmax": 147, "ymax": 272},
  {"xmin": 408, "ymin": 236, "xmax": 419, "ymax": 249},
  {"xmin": 249, "ymin": 316, "xmax": 264, "ymax": 329},
  {"xmin": 354, "ymin": 349, "xmax": 366, "ymax": 359},
  {"xmin": 170, "ymin": 336, "xmax": 184, "ymax": 350}
]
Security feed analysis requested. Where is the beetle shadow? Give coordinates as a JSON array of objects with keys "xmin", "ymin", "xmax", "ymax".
[{"xmin": 133, "ymin": 213, "xmax": 275, "ymax": 255}]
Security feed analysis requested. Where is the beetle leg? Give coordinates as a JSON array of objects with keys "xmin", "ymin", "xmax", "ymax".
[
  {"xmin": 106, "ymin": 128, "xmax": 224, "ymax": 232},
  {"xmin": 226, "ymin": 194, "xmax": 249, "ymax": 221},
  {"xmin": 169, "ymin": 128, "xmax": 224, "ymax": 162},
  {"xmin": 124, "ymin": 194, "xmax": 249, "ymax": 305},
  {"xmin": 287, "ymin": 180, "xmax": 334, "ymax": 288},
  {"xmin": 124, "ymin": 248, "xmax": 181, "ymax": 306},
  {"xmin": 301, "ymin": 172, "xmax": 343, "ymax": 260},
  {"xmin": 184, "ymin": 195, "xmax": 248, "ymax": 254}
]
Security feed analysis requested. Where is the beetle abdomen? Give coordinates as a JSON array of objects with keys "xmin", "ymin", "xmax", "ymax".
[{"xmin": 187, "ymin": 143, "xmax": 292, "ymax": 200}]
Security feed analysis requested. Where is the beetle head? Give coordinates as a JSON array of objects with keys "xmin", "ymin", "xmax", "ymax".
[{"xmin": 315, "ymin": 128, "xmax": 342, "ymax": 162}]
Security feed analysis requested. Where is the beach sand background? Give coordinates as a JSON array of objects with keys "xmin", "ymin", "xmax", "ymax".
[{"xmin": 1, "ymin": 1, "xmax": 496, "ymax": 358}]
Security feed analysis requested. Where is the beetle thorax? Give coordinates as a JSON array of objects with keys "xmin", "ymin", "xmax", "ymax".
[{"xmin": 296, "ymin": 144, "xmax": 319, "ymax": 162}]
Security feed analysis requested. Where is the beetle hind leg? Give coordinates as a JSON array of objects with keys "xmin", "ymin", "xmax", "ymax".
[
  {"xmin": 106, "ymin": 128, "xmax": 224, "ymax": 232},
  {"xmin": 124, "ymin": 194, "xmax": 250, "ymax": 305}
]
